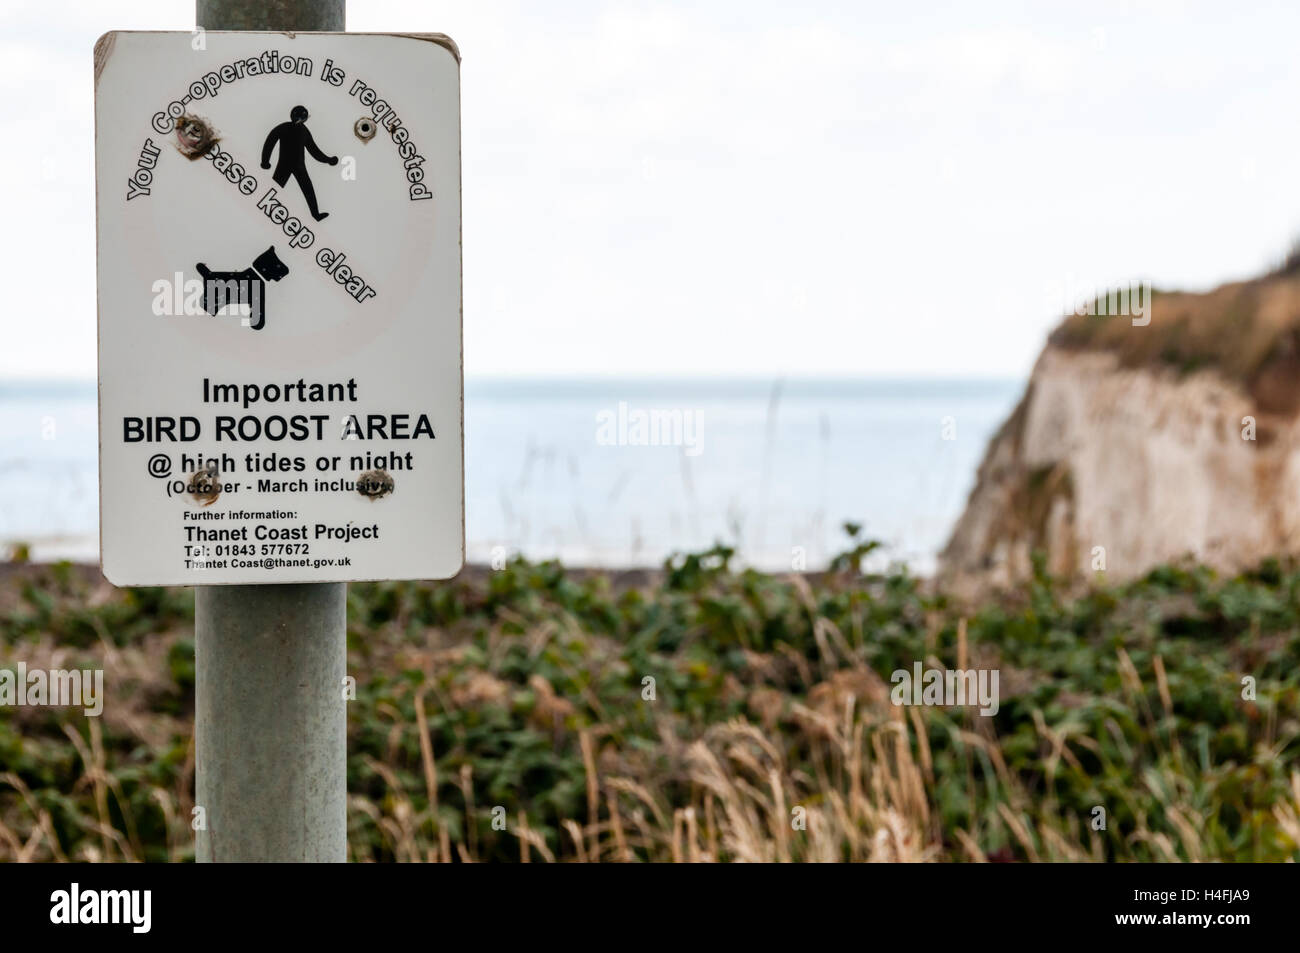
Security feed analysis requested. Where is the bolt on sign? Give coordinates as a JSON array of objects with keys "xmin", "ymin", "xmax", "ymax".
[{"xmin": 94, "ymin": 32, "xmax": 463, "ymax": 585}]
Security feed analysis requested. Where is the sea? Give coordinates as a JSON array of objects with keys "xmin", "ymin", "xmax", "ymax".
[{"xmin": 0, "ymin": 377, "xmax": 1023, "ymax": 573}]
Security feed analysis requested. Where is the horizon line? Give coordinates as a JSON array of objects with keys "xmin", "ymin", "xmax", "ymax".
[{"xmin": 0, "ymin": 371, "xmax": 1028, "ymax": 386}]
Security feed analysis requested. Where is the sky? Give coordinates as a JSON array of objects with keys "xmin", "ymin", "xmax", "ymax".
[{"xmin": 3, "ymin": 0, "xmax": 1299, "ymax": 380}]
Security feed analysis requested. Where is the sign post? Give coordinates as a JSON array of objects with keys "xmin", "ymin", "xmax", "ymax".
[{"xmin": 94, "ymin": 1, "xmax": 463, "ymax": 860}]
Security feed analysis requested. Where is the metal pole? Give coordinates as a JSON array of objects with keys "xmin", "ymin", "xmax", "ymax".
[
  {"xmin": 194, "ymin": 0, "xmax": 347, "ymax": 863},
  {"xmin": 197, "ymin": 0, "xmax": 343, "ymax": 32}
]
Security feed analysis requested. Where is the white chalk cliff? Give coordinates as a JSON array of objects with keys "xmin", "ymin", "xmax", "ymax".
[{"xmin": 941, "ymin": 274, "xmax": 1300, "ymax": 586}]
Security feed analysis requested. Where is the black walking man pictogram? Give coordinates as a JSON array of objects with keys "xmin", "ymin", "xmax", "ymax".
[{"xmin": 261, "ymin": 105, "xmax": 339, "ymax": 222}]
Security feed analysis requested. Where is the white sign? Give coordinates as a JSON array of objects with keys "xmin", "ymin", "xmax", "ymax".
[{"xmin": 94, "ymin": 31, "xmax": 463, "ymax": 586}]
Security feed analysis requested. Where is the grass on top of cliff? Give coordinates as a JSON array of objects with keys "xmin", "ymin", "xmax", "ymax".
[
  {"xmin": 1, "ymin": 531, "xmax": 1299, "ymax": 862},
  {"xmin": 1048, "ymin": 270, "xmax": 1300, "ymax": 412}
]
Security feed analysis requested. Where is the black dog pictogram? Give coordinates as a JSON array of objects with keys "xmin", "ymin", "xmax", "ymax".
[
  {"xmin": 261, "ymin": 105, "xmax": 339, "ymax": 222},
  {"xmin": 195, "ymin": 246, "xmax": 290, "ymax": 332}
]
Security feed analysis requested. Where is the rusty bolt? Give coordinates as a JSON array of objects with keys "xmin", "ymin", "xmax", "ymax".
[{"xmin": 354, "ymin": 117, "xmax": 377, "ymax": 142}]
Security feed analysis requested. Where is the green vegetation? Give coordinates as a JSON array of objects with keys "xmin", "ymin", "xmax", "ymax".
[
  {"xmin": 1, "ymin": 534, "xmax": 1298, "ymax": 862},
  {"xmin": 1047, "ymin": 275, "xmax": 1300, "ymax": 411}
]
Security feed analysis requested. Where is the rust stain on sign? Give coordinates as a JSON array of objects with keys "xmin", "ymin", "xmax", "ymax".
[
  {"xmin": 357, "ymin": 469, "xmax": 394, "ymax": 500},
  {"xmin": 93, "ymin": 32, "xmax": 116, "ymax": 87},
  {"xmin": 190, "ymin": 463, "xmax": 222, "ymax": 507},
  {"xmin": 395, "ymin": 33, "xmax": 461, "ymax": 62},
  {"xmin": 174, "ymin": 114, "xmax": 219, "ymax": 159}
]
